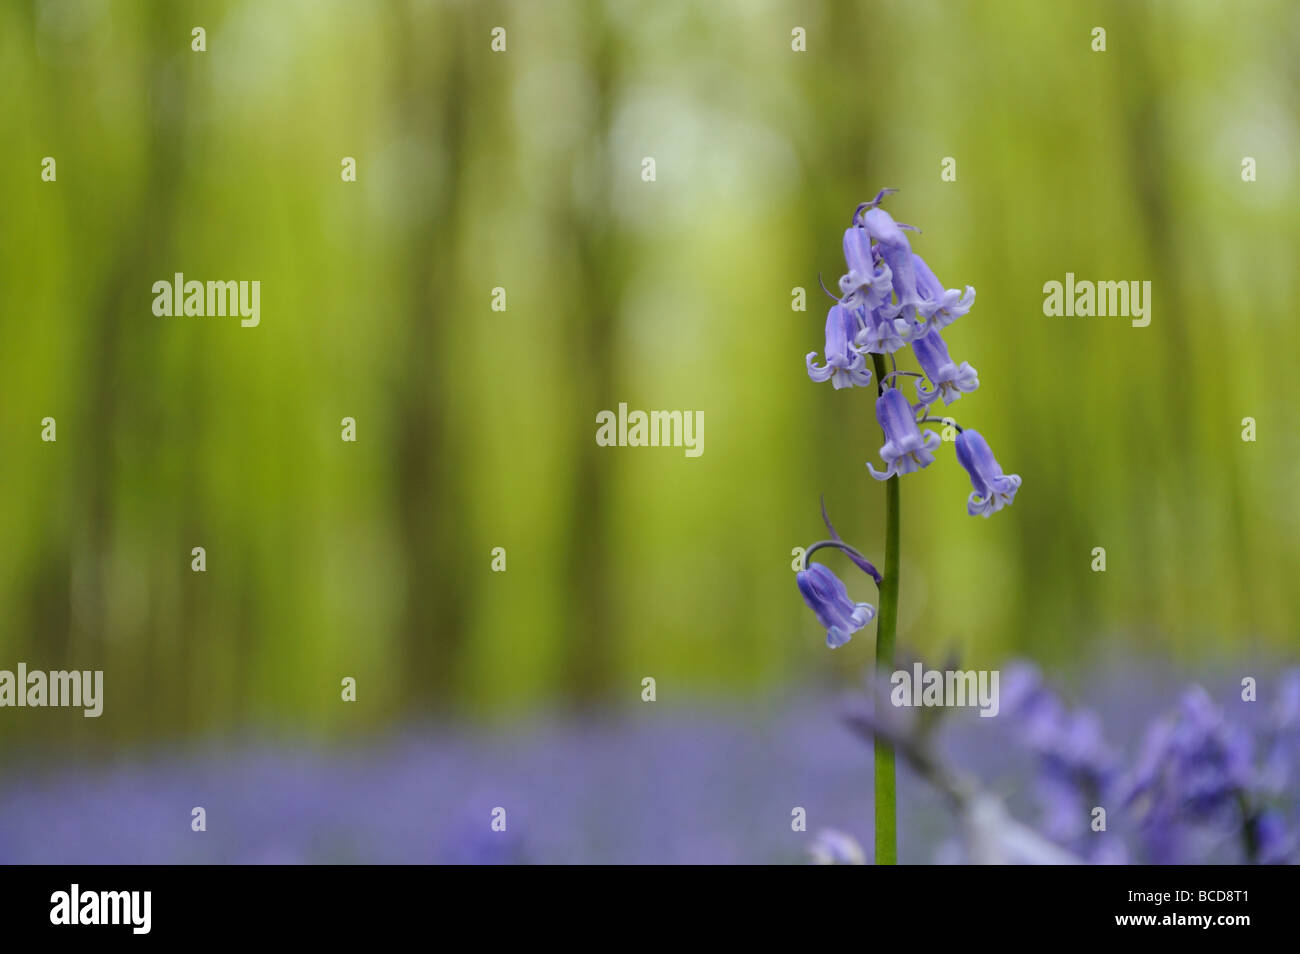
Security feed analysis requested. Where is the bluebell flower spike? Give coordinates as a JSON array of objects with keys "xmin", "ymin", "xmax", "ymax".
[{"xmin": 804, "ymin": 192, "xmax": 1019, "ymax": 551}]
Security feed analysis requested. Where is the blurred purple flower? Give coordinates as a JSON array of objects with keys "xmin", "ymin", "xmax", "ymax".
[
  {"xmin": 1000, "ymin": 664, "xmax": 1122, "ymax": 861},
  {"xmin": 1261, "ymin": 668, "xmax": 1300, "ymax": 795},
  {"xmin": 1127, "ymin": 687, "xmax": 1255, "ymax": 819},
  {"xmin": 1253, "ymin": 810, "xmax": 1292, "ymax": 864},
  {"xmin": 1122, "ymin": 686, "xmax": 1281, "ymax": 862},
  {"xmin": 808, "ymin": 828, "xmax": 866, "ymax": 865}
]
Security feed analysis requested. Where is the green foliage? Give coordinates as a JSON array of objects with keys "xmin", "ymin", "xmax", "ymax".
[{"xmin": 1, "ymin": 0, "xmax": 1296, "ymax": 741}]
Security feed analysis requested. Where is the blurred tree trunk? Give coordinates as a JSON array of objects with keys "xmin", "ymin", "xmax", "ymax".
[
  {"xmin": 52, "ymin": 1, "xmax": 193, "ymax": 739},
  {"xmin": 387, "ymin": 2, "xmax": 473, "ymax": 711},
  {"xmin": 558, "ymin": 2, "xmax": 620, "ymax": 706}
]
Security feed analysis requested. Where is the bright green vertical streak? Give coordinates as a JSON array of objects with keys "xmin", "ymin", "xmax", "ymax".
[{"xmin": 870, "ymin": 353, "xmax": 898, "ymax": 865}]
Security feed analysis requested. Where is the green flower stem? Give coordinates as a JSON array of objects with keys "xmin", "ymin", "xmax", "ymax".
[{"xmin": 870, "ymin": 353, "xmax": 899, "ymax": 865}]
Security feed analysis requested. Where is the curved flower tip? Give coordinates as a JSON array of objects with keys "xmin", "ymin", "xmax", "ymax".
[
  {"xmin": 809, "ymin": 829, "xmax": 866, "ymax": 865},
  {"xmin": 806, "ymin": 305, "xmax": 872, "ymax": 389},
  {"xmin": 955, "ymin": 429, "xmax": 1021, "ymax": 516},
  {"xmin": 819, "ymin": 498, "xmax": 882, "ymax": 583},
  {"xmin": 796, "ymin": 562, "xmax": 875, "ymax": 649},
  {"xmin": 867, "ymin": 387, "xmax": 940, "ymax": 480},
  {"xmin": 852, "ymin": 188, "xmax": 898, "ymax": 224}
]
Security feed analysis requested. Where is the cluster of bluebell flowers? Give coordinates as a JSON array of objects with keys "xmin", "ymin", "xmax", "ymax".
[{"xmin": 804, "ymin": 191, "xmax": 1018, "ymax": 517}]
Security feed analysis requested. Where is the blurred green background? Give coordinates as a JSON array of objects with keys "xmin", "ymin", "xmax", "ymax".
[{"xmin": 2, "ymin": 0, "xmax": 1298, "ymax": 746}]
